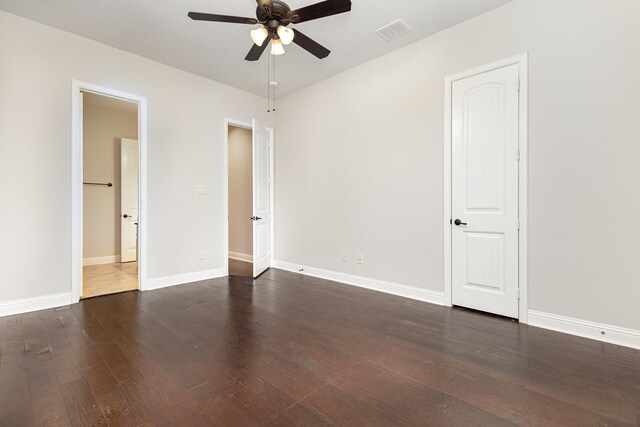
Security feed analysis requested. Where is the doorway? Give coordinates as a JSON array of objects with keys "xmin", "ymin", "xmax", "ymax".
[
  {"xmin": 225, "ymin": 119, "xmax": 273, "ymax": 279},
  {"xmin": 227, "ymin": 124, "xmax": 254, "ymax": 277},
  {"xmin": 444, "ymin": 54, "xmax": 529, "ymax": 321},
  {"xmin": 81, "ymin": 92, "xmax": 138, "ymax": 298},
  {"xmin": 71, "ymin": 81, "xmax": 148, "ymax": 302}
]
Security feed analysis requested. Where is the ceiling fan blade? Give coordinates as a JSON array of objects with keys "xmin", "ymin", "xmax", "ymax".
[
  {"xmin": 292, "ymin": 30, "xmax": 330, "ymax": 59},
  {"xmin": 288, "ymin": 0, "xmax": 351, "ymax": 23},
  {"xmin": 245, "ymin": 34, "xmax": 273, "ymax": 61},
  {"xmin": 257, "ymin": 0, "xmax": 275, "ymax": 16},
  {"xmin": 188, "ymin": 12, "xmax": 258, "ymax": 25}
]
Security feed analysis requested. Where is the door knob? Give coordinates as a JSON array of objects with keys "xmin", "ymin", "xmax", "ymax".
[
  {"xmin": 251, "ymin": 216, "xmax": 262, "ymax": 221},
  {"xmin": 454, "ymin": 219, "xmax": 467, "ymax": 226},
  {"xmin": 123, "ymin": 214, "xmax": 130, "ymax": 218}
]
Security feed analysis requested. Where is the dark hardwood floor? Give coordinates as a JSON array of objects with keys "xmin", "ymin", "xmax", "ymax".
[{"xmin": 1, "ymin": 269, "xmax": 639, "ymax": 426}]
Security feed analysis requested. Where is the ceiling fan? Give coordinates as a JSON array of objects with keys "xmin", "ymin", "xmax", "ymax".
[{"xmin": 188, "ymin": 0, "xmax": 352, "ymax": 61}]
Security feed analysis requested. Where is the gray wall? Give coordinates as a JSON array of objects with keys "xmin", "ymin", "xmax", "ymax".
[
  {"xmin": 0, "ymin": 10, "xmax": 272, "ymax": 303},
  {"xmin": 275, "ymin": 0, "xmax": 640, "ymax": 330}
]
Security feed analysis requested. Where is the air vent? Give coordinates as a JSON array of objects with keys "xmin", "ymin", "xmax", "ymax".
[{"xmin": 376, "ymin": 19, "xmax": 412, "ymax": 41}]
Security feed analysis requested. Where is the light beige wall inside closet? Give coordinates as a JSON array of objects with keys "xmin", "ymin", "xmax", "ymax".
[
  {"xmin": 228, "ymin": 126, "xmax": 253, "ymax": 259},
  {"xmin": 83, "ymin": 94, "xmax": 138, "ymax": 261}
]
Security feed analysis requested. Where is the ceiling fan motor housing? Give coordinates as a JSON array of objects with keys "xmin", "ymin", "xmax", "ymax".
[
  {"xmin": 257, "ymin": 1, "xmax": 292, "ymax": 24},
  {"xmin": 267, "ymin": 19, "xmax": 281, "ymax": 33}
]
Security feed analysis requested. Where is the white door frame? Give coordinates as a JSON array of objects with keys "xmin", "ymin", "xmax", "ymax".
[
  {"xmin": 443, "ymin": 53, "xmax": 529, "ymax": 323},
  {"xmin": 71, "ymin": 80, "xmax": 148, "ymax": 302},
  {"xmin": 223, "ymin": 118, "xmax": 275, "ymax": 276}
]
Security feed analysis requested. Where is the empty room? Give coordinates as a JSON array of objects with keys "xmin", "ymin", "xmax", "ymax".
[{"xmin": 0, "ymin": 0, "xmax": 638, "ymax": 426}]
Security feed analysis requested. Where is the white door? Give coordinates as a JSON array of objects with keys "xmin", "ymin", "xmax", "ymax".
[
  {"xmin": 120, "ymin": 138, "xmax": 139, "ymax": 263},
  {"xmin": 451, "ymin": 64, "xmax": 520, "ymax": 318},
  {"xmin": 252, "ymin": 119, "xmax": 271, "ymax": 277}
]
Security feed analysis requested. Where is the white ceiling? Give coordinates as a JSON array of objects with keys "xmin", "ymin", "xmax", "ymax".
[{"xmin": 0, "ymin": 0, "xmax": 513, "ymax": 97}]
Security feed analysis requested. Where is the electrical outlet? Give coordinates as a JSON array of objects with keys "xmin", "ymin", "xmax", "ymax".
[
  {"xmin": 199, "ymin": 250, "xmax": 206, "ymax": 260},
  {"xmin": 357, "ymin": 255, "xmax": 364, "ymax": 264},
  {"xmin": 341, "ymin": 252, "xmax": 348, "ymax": 262}
]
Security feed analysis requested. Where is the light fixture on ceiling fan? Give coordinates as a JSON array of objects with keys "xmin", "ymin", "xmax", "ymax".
[
  {"xmin": 249, "ymin": 25, "xmax": 293, "ymax": 50},
  {"xmin": 188, "ymin": 0, "xmax": 352, "ymax": 60}
]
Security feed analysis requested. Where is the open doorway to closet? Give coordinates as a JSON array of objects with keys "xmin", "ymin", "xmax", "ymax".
[
  {"xmin": 227, "ymin": 124, "xmax": 254, "ymax": 277},
  {"xmin": 81, "ymin": 91, "xmax": 139, "ymax": 298},
  {"xmin": 225, "ymin": 119, "xmax": 273, "ymax": 279}
]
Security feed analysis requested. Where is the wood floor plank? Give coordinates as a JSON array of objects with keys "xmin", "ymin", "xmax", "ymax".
[
  {"xmin": 0, "ymin": 316, "xmax": 34, "ymax": 427},
  {"xmin": 94, "ymin": 387, "xmax": 143, "ymax": 427},
  {"xmin": 216, "ymin": 367, "xmax": 297, "ymax": 424},
  {"xmin": 330, "ymin": 360, "xmax": 516, "ymax": 427},
  {"xmin": 1, "ymin": 269, "xmax": 639, "ymax": 426},
  {"xmin": 267, "ymin": 403, "xmax": 337, "ymax": 426},
  {"xmin": 23, "ymin": 312, "xmax": 72, "ymax": 426},
  {"xmin": 59, "ymin": 378, "xmax": 107, "ymax": 426},
  {"xmin": 445, "ymin": 368, "xmax": 632, "ymax": 426},
  {"xmin": 295, "ymin": 382, "xmax": 407, "ymax": 427}
]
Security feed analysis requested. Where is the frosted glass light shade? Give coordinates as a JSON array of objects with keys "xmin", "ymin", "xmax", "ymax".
[
  {"xmin": 250, "ymin": 27, "xmax": 269, "ymax": 46},
  {"xmin": 277, "ymin": 26, "xmax": 294, "ymax": 45},
  {"xmin": 271, "ymin": 39, "xmax": 285, "ymax": 55}
]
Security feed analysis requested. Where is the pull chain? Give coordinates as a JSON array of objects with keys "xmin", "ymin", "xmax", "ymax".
[
  {"xmin": 266, "ymin": 46, "xmax": 278, "ymax": 112},
  {"xmin": 272, "ymin": 55, "xmax": 276, "ymax": 112},
  {"xmin": 267, "ymin": 47, "xmax": 271, "ymax": 112}
]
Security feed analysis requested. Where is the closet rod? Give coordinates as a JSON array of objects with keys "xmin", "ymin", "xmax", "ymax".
[{"xmin": 83, "ymin": 182, "xmax": 113, "ymax": 187}]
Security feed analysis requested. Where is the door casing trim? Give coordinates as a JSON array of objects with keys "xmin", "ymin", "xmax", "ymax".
[
  {"xmin": 71, "ymin": 80, "xmax": 148, "ymax": 302},
  {"xmin": 443, "ymin": 53, "xmax": 529, "ymax": 323}
]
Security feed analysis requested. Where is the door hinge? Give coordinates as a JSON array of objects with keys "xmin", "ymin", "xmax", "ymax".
[
  {"xmin": 517, "ymin": 288, "xmax": 521, "ymax": 299},
  {"xmin": 268, "ymin": 177, "xmax": 272, "ymax": 184},
  {"xmin": 517, "ymin": 219, "xmax": 521, "ymax": 230},
  {"xmin": 516, "ymin": 149, "xmax": 520, "ymax": 161},
  {"xmin": 516, "ymin": 80, "xmax": 520, "ymax": 92}
]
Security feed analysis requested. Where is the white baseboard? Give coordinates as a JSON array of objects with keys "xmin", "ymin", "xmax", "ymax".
[
  {"xmin": 0, "ymin": 292, "xmax": 73, "ymax": 318},
  {"xmin": 146, "ymin": 268, "xmax": 227, "ymax": 291},
  {"xmin": 272, "ymin": 261, "xmax": 640, "ymax": 351},
  {"xmin": 528, "ymin": 310, "xmax": 640, "ymax": 350},
  {"xmin": 84, "ymin": 255, "xmax": 121, "ymax": 266},
  {"xmin": 273, "ymin": 260, "xmax": 444, "ymax": 306},
  {"xmin": 228, "ymin": 251, "xmax": 253, "ymax": 262}
]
